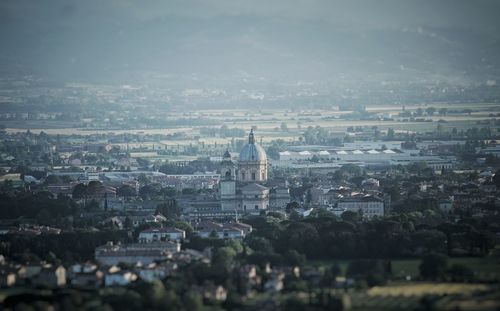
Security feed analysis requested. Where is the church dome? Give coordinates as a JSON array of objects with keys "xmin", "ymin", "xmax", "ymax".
[{"xmin": 239, "ymin": 129, "xmax": 267, "ymax": 162}]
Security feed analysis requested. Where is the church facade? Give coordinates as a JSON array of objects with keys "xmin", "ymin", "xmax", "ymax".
[{"xmin": 220, "ymin": 129, "xmax": 270, "ymax": 214}]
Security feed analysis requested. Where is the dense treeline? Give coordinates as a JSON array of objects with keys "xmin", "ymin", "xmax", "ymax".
[
  {"xmin": 0, "ymin": 230, "xmax": 130, "ymax": 263},
  {"xmin": 242, "ymin": 214, "xmax": 497, "ymax": 261},
  {"xmin": 0, "ymin": 191, "xmax": 77, "ymax": 222}
]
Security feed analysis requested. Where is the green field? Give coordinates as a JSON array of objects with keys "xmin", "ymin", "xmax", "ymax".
[{"xmin": 310, "ymin": 257, "xmax": 500, "ymax": 281}]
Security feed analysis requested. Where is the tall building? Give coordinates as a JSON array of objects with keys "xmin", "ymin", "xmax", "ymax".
[
  {"xmin": 237, "ymin": 129, "xmax": 268, "ymax": 182},
  {"xmin": 220, "ymin": 129, "xmax": 270, "ymax": 214}
]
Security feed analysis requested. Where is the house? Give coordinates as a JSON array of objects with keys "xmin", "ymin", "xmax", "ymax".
[
  {"xmin": 362, "ymin": 178, "xmax": 380, "ymax": 190},
  {"xmin": 137, "ymin": 262, "xmax": 177, "ymax": 282},
  {"xmin": 171, "ymin": 249, "xmax": 211, "ymax": 265},
  {"xmin": 0, "ymin": 268, "xmax": 16, "ymax": 287},
  {"xmin": 104, "ymin": 267, "xmax": 137, "ymax": 287},
  {"xmin": 126, "ymin": 212, "xmax": 167, "ymax": 227},
  {"xmin": 193, "ymin": 284, "xmax": 228, "ymax": 302},
  {"xmin": 194, "ymin": 221, "xmax": 252, "ymax": 239},
  {"xmin": 438, "ymin": 198, "xmax": 454, "ymax": 212},
  {"xmin": 69, "ymin": 263, "xmax": 103, "ymax": 287},
  {"xmin": 337, "ymin": 195, "xmax": 385, "ymax": 218},
  {"xmin": 238, "ymin": 265, "xmax": 262, "ymax": 295},
  {"xmin": 17, "ymin": 264, "xmax": 43, "ymax": 280},
  {"xmin": 71, "ymin": 271, "xmax": 103, "ymax": 287},
  {"xmin": 0, "ymin": 226, "xmax": 14, "ymax": 235},
  {"xmin": 264, "ymin": 271, "xmax": 285, "ymax": 293},
  {"xmin": 139, "ymin": 227, "xmax": 186, "ymax": 243},
  {"xmin": 32, "ymin": 265, "xmax": 66, "ymax": 287},
  {"xmin": 269, "ymin": 186, "xmax": 291, "ymax": 210},
  {"xmin": 294, "ymin": 208, "xmax": 313, "ymax": 218},
  {"xmin": 95, "ymin": 241, "xmax": 180, "ymax": 266}
]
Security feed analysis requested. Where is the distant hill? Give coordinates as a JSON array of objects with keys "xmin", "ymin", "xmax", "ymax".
[{"xmin": 0, "ymin": 1, "xmax": 499, "ymax": 85}]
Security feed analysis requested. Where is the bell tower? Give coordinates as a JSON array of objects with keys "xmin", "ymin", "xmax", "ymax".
[
  {"xmin": 221, "ymin": 150, "xmax": 235, "ymax": 180},
  {"xmin": 220, "ymin": 150, "xmax": 237, "ymax": 210}
]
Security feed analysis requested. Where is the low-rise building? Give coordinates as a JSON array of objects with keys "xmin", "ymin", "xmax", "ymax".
[
  {"xmin": 32, "ymin": 265, "xmax": 66, "ymax": 287},
  {"xmin": 337, "ymin": 195, "xmax": 385, "ymax": 219},
  {"xmin": 95, "ymin": 241, "xmax": 180, "ymax": 266},
  {"xmin": 139, "ymin": 227, "xmax": 186, "ymax": 243},
  {"xmin": 104, "ymin": 268, "xmax": 137, "ymax": 287},
  {"xmin": 194, "ymin": 221, "xmax": 252, "ymax": 239}
]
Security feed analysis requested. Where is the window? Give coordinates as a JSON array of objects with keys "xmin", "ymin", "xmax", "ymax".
[
  {"xmin": 255, "ymin": 205, "xmax": 259, "ymax": 210},
  {"xmin": 251, "ymin": 172, "xmax": 256, "ymax": 180},
  {"xmin": 225, "ymin": 171, "xmax": 231, "ymax": 178},
  {"xmin": 241, "ymin": 172, "xmax": 246, "ymax": 180},
  {"xmin": 262, "ymin": 173, "xmax": 265, "ymax": 180}
]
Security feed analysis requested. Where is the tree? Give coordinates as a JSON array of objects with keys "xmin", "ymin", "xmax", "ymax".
[
  {"xmin": 311, "ymin": 155, "xmax": 320, "ymax": 163},
  {"xmin": 280, "ymin": 122, "xmax": 289, "ymax": 132},
  {"xmin": 137, "ymin": 173, "xmax": 150, "ymax": 185},
  {"xmin": 426, "ymin": 106, "xmax": 436, "ymax": 116},
  {"xmin": 117, "ymin": 185, "xmax": 136, "ymax": 197},
  {"xmin": 407, "ymin": 161, "xmax": 428, "ymax": 174},
  {"xmin": 286, "ymin": 202, "xmax": 300, "ymax": 213},
  {"xmin": 305, "ymin": 189, "xmax": 313, "ymax": 204},
  {"xmin": 387, "ymin": 128, "xmax": 395, "ymax": 140},
  {"xmin": 72, "ymin": 183, "xmax": 87, "ymax": 200},
  {"xmin": 341, "ymin": 211, "xmax": 360, "ymax": 223},
  {"xmin": 448, "ymin": 264, "xmax": 473, "ymax": 282},
  {"xmin": 284, "ymin": 249, "xmax": 306, "ymax": 267},
  {"xmin": 157, "ymin": 202, "xmax": 181, "ymax": 220},
  {"xmin": 463, "ymin": 108, "xmax": 473, "ymax": 116},
  {"xmin": 346, "ymin": 259, "xmax": 389, "ymax": 286},
  {"xmin": 183, "ymin": 292, "xmax": 203, "ymax": 311},
  {"xmin": 44, "ymin": 175, "xmax": 62, "ymax": 185},
  {"xmin": 36, "ymin": 208, "xmax": 52, "ymax": 225},
  {"xmin": 419, "ymin": 252, "xmax": 448, "ymax": 280},
  {"xmin": 279, "ymin": 222, "xmax": 322, "ymax": 258},
  {"xmin": 86, "ymin": 180, "xmax": 104, "ymax": 197},
  {"xmin": 124, "ymin": 216, "xmax": 133, "ymax": 229},
  {"xmin": 181, "ymin": 188, "xmax": 197, "ymax": 195},
  {"xmin": 340, "ymin": 164, "xmax": 362, "ymax": 176},
  {"xmin": 159, "ymin": 187, "xmax": 177, "ymax": 199},
  {"xmin": 283, "ymin": 297, "xmax": 307, "ymax": 311},
  {"xmin": 493, "ymin": 169, "xmax": 500, "ymax": 188},
  {"xmin": 246, "ymin": 236, "xmax": 274, "ymax": 253},
  {"xmin": 139, "ymin": 184, "xmax": 160, "ymax": 199}
]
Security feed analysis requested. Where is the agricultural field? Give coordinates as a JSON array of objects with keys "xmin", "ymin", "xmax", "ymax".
[{"xmin": 4, "ymin": 102, "xmax": 499, "ymax": 138}]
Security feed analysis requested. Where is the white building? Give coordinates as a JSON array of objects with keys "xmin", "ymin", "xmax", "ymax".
[
  {"xmin": 138, "ymin": 227, "xmax": 186, "ymax": 243},
  {"xmin": 95, "ymin": 241, "xmax": 180, "ymax": 266},
  {"xmin": 337, "ymin": 196, "xmax": 385, "ymax": 219},
  {"xmin": 194, "ymin": 221, "xmax": 253, "ymax": 239}
]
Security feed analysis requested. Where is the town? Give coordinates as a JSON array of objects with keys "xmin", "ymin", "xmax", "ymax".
[
  {"xmin": 2, "ymin": 0, "xmax": 500, "ymax": 310},
  {"xmin": 1, "ymin": 101, "xmax": 500, "ymax": 310}
]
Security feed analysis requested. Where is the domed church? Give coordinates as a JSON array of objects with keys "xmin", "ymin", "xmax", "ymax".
[{"xmin": 220, "ymin": 129, "xmax": 270, "ymax": 214}]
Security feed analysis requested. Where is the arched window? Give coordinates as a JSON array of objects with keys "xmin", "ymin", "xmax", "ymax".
[
  {"xmin": 251, "ymin": 172, "xmax": 256, "ymax": 180},
  {"xmin": 225, "ymin": 170, "xmax": 231, "ymax": 178}
]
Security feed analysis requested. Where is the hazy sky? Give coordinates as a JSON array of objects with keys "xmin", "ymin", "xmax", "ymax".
[
  {"xmin": 2, "ymin": 0, "xmax": 499, "ymax": 31},
  {"xmin": 1, "ymin": 0, "xmax": 499, "ymax": 83}
]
